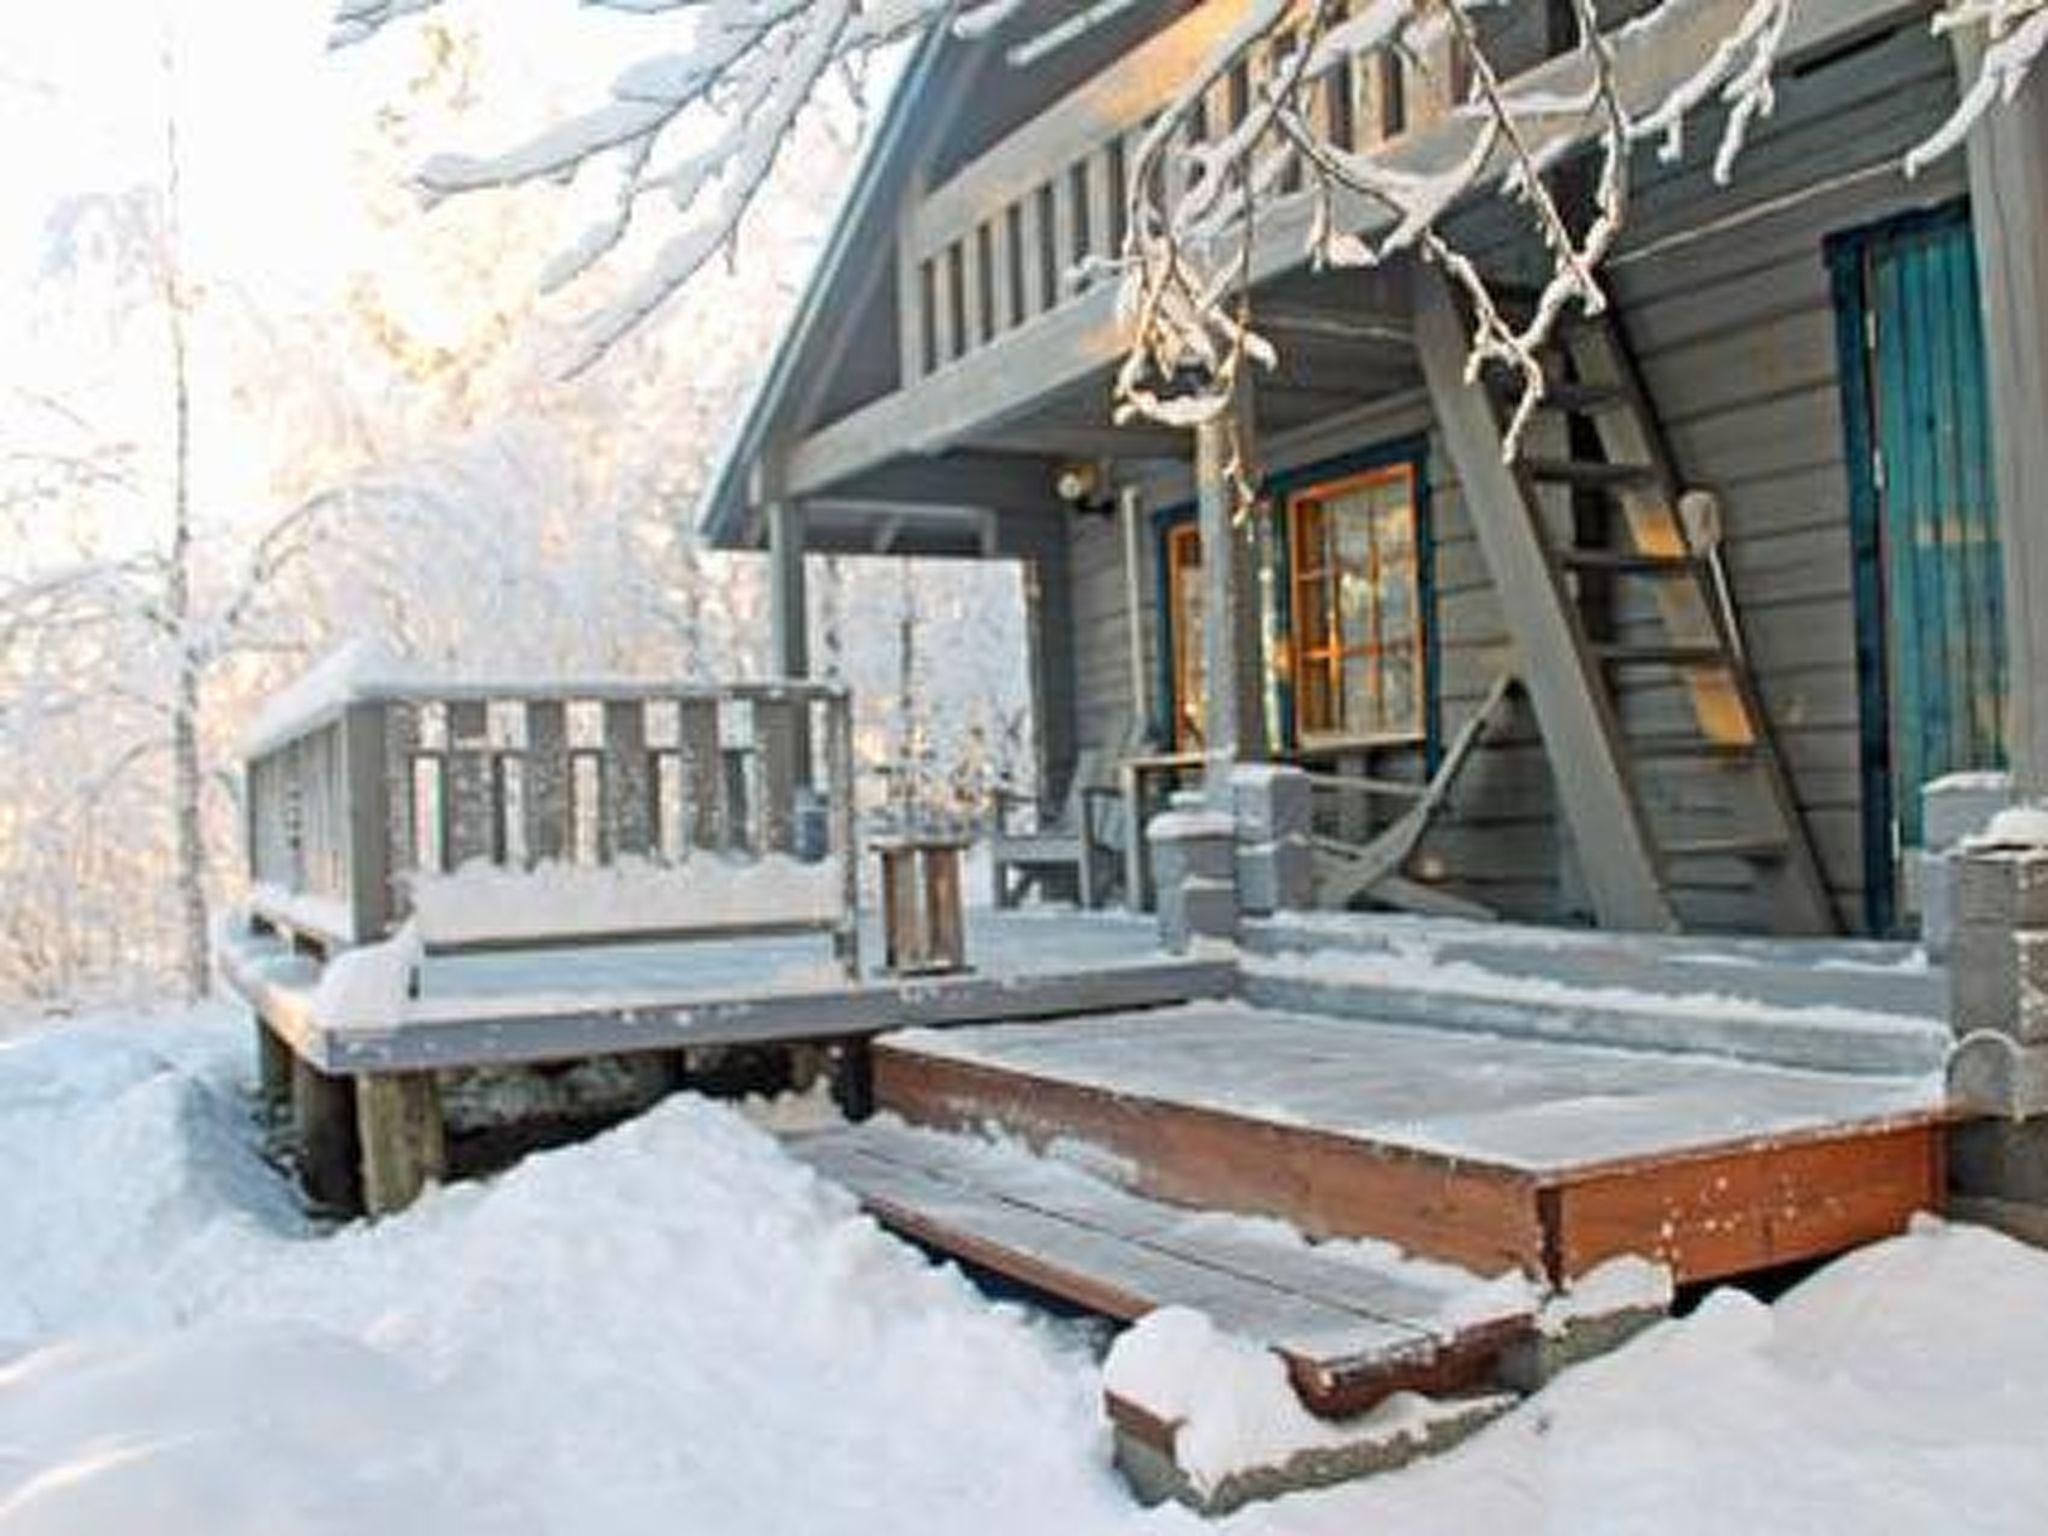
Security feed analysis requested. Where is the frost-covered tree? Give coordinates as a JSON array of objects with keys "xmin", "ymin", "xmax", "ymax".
[{"xmin": 333, "ymin": 0, "xmax": 2043, "ymax": 453}]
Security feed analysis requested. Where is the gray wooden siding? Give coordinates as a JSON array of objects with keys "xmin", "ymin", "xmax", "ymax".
[{"xmin": 1061, "ymin": 22, "xmax": 1965, "ymax": 933}]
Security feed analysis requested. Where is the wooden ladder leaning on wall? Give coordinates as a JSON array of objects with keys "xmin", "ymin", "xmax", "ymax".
[{"xmin": 1415, "ymin": 265, "xmax": 1836, "ymax": 936}]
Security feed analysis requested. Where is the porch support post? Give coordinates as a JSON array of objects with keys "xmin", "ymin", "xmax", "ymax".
[
  {"xmin": 1119, "ymin": 482, "xmax": 1152, "ymax": 746},
  {"xmin": 767, "ymin": 497, "xmax": 810, "ymax": 681},
  {"xmin": 1961, "ymin": 36, "xmax": 2048, "ymax": 797},
  {"xmin": 1195, "ymin": 404, "xmax": 1265, "ymax": 808}
]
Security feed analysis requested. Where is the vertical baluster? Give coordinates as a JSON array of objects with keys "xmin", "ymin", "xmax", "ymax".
[
  {"xmin": 754, "ymin": 696, "xmax": 798, "ymax": 855},
  {"xmin": 382, "ymin": 702, "xmax": 421, "ymax": 917},
  {"xmin": 444, "ymin": 699, "xmax": 495, "ymax": 868},
  {"xmin": 342, "ymin": 702, "xmax": 393, "ymax": 942},
  {"xmin": 991, "ymin": 206, "xmax": 1017, "ymax": 334},
  {"xmin": 1356, "ymin": 47, "xmax": 1391, "ymax": 148},
  {"xmin": 1403, "ymin": 22, "xmax": 1460, "ymax": 130},
  {"xmin": 932, "ymin": 244, "xmax": 959, "ymax": 364},
  {"xmin": 961, "ymin": 221, "xmax": 986, "ymax": 351},
  {"xmin": 1050, "ymin": 171, "xmax": 1078, "ymax": 302},
  {"xmin": 1084, "ymin": 151, "xmax": 1116, "ymax": 279},
  {"xmin": 677, "ymin": 697, "xmax": 723, "ymax": 852},
  {"xmin": 828, "ymin": 692, "xmax": 860, "ymax": 978},
  {"xmin": 524, "ymin": 700, "xmax": 570, "ymax": 866},
  {"xmin": 1018, "ymin": 188, "xmax": 1049, "ymax": 318},
  {"xmin": 604, "ymin": 699, "xmax": 654, "ymax": 861}
]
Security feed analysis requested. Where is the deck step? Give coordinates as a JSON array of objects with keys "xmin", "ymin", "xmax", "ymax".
[
  {"xmin": 1660, "ymin": 834, "xmax": 1790, "ymax": 861},
  {"xmin": 1627, "ymin": 733, "xmax": 1759, "ymax": 762},
  {"xmin": 1594, "ymin": 642, "xmax": 1728, "ymax": 667},
  {"xmin": 1532, "ymin": 380, "xmax": 1629, "ymax": 413},
  {"xmin": 1519, "ymin": 457, "xmax": 1659, "ymax": 489},
  {"xmin": 1557, "ymin": 549, "xmax": 1700, "ymax": 574},
  {"xmin": 793, "ymin": 1118, "xmax": 1534, "ymax": 1417},
  {"xmin": 874, "ymin": 1006, "xmax": 1950, "ymax": 1286}
]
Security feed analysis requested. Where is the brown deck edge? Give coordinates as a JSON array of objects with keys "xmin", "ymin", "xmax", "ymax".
[
  {"xmin": 872, "ymin": 1042, "xmax": 1551, "ymax": 1279},
  {"xmin": 875, "ymin": 1040, "xmax": 1952, "ymax": 1286}
]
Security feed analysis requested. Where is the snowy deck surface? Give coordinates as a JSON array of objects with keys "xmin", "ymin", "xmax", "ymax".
[
  {"xmin": 1241, "ymin": 913, "xmax": 1948, "ymax": 1076},
  {"xmin": 889, "ymin": 1001, "xmax": 1947, "ymax": 1177},
  {"xmin": 224, "ymin": 908, "xmax": 1229, "ymax": 1074}
]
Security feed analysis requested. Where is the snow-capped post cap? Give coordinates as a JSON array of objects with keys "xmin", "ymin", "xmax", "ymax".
[{"xmin": 1963, "ymin": 802, "xmax": 2048, "ymax": 853}]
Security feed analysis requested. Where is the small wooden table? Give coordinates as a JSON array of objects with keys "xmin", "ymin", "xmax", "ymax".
[{"xmin": 872, "ymin": 834, "xmax": 972, "ymax": 976}]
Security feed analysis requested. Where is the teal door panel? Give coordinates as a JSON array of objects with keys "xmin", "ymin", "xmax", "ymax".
[{"xmin": 1832, "ymin": 202, "xmax": 2005, "ymax": 933}]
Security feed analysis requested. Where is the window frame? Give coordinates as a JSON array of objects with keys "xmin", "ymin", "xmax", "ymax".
[
  {"xmin": 1165, "ymin": 520, "xmax": 1205, "ymax": 752},
  {"xmin": 1285, "ymin": 461, "xmax": 1428, "ymax": 753}
]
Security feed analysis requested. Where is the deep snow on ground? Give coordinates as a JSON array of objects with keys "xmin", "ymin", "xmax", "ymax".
[{"xmin": 1, "ymin": 1004, "xmax": 2045, "ymax": 1535}]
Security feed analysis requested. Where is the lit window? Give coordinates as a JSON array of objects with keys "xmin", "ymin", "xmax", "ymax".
[
  {"xmin": 1167, "ymin": 522, "xmax": 1205, "ymax": 750},
  {"xmin": 1289, "ymin": 464, "xmax": 1424, "ymax": 745}
]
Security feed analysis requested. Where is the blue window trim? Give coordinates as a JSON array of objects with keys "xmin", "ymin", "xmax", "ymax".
[
  {"xmin": 1826, "ymin": 197, "xmax": 1976, "ymax": 938},
  {"xmin": 1152, "ymin": 435, "xmax": 1437, "ymax": 765}
]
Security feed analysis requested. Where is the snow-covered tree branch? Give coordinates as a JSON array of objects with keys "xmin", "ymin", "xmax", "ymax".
[{"xmin": 336, "ymin": 0, "xmax": 2043, "ymax": 442}]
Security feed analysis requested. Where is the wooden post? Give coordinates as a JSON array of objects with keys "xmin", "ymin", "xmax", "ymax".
[
  {"xmin": 1195, "ymin": 405, "xmax": 1265, "ymax": 807},
  {"xmin": 755, "ymin": 697, "xmax": 799, "ymax": 854},
  {"xmin": 828, "ymin": 691, "xmax": 862, "ymax": 978},
  {"xmin": 356, "ymin": 1072, "xmax": 447, "ymax": 1218},
  {"xmin": 524, "ymin": 700, "xmax": 571, "ymax": 865},
  {"xmin": 444, "ymin": 699, "xmax": 494, "ymax": 868},
  {"xmin": 1120, "ymin": 482, "xmax": 1152, "ymax": 745},
  {"xmin": 768, "ymin": 498, "xmax": 810, "ymax": 684},
  {"xmin": 255, "ymin": 1014, "xmax": 293, "ymax": 1114},
  {"xmin": 603, "ymin": 699, "xmax": 654, "ymax": 859},
  {"xmin": 292, "ymin": 1057, "xmax": 361, "ymax": 1212},
  {"xmin": 341, "ymin": 702, "xmax": 391, "ymax": 942},
  {"xmin": 1962, "ymin": 37, "xmax": 2048, "ymax": 799},
  {"xmin": 677, "ymin": 698, "xmax": 723, "ymax": 851}
]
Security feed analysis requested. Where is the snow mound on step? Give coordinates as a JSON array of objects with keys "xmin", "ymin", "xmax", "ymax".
[{"xmin": 1234, "ymin": 1218, "xmax": 2048, "ymax": 1535}]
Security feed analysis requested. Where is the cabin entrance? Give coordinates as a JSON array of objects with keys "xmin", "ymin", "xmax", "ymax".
[{"xmin": 1832, "ymin": 201, "xmax": 2006, "ymax": 934}]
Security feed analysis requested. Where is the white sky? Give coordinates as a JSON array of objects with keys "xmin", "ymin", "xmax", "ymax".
[{"xmin": 0, "ymin": 0, "xmax": 838, "ymax": 557}]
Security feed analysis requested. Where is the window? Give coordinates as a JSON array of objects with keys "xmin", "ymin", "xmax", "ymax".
[
  {"xmin": 1167, "ymin": 522, "xmax": 1205, "ymax": 750},
  {"xmin": 1288, "ymin": 464, "xmax": 1424, "ymax": 746}
]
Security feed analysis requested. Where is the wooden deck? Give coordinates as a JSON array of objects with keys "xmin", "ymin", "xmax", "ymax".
[
  {"xmin": 867, "ymin": 1001, "xmax": 1950, "ymax": 1287},
  {"xmin": 794, "ymin": 1118, "xmax": 1536, "ymax": 1419},
  {"xmin": 222, "ymin": 908, "xmax": 1226, "ymax": 1077}
]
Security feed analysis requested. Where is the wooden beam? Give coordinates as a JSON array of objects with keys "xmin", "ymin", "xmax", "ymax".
[
  {"xmin": 786, "ymin": 0, "xmax": 1922, "ymax": 500},
  {"xmin": 1412, "ymin": 265, "xmax": 1675, "ymax": 932},
  {"xmin": 356, "ymin": 1072, "xmax": 447, "ymax": 1217},
  {"xmin": 767, "ymin": 498, "xmax": 810, "ymax": 681}
]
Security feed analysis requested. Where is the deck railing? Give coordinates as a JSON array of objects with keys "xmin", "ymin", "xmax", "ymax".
[
  {"xmin": 244, "ymin": 680, "xmax": 860, "ymax": 973},
  {"xmin": 900, "ymin": 1, "xmax": 1554, "ymax": 383}
]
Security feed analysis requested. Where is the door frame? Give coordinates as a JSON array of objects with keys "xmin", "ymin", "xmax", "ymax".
[{"xmin": 1827, "ymin": 197, "xmax": 1988, "ymax": 936}]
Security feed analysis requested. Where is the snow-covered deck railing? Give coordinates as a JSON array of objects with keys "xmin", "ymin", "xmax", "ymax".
[{"xmin": 241, "ymin": 672, "xmax": 860, "ymax": 973}]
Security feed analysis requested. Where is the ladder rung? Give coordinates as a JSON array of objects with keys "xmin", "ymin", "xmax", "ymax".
[
  {"xmin": 1521, "ymin": 458, "xmax": 1659, "ymax": 489},
  {"xmin": 1559, "ymin": 549, "xmax": 1699, "ymax": 574},
  {"xmin": 1661, "ymin": 835, "xmax": 1789, "ymax": 861},
  {"xmin": 1629, "ymin": 735, "xmax": 1760, "ymax": 762},
  {"xmin": 1595, "ymin": 643, "xmax": 1728, "ymax": 667},
  {"xmin": 1534, "ymin": 381, "xmax": 1628, "ymax": 414}
]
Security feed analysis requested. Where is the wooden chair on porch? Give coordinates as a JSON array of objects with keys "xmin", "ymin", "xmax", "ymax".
[{"xmin": 989, "ymin": 748, "xmax": 1122, "ymax": 909}]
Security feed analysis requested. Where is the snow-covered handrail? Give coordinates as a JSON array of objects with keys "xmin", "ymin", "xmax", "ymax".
[{"xmin": 242, "ymin": 675, "xmax": 861, "ymax": 974}]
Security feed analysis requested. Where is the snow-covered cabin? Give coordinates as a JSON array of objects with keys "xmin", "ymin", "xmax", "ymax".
[{"xmin": 699, "ymin": 0, "xmax": 2044, "ymax": 943}]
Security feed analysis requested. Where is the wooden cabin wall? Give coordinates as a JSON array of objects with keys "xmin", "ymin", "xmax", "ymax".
[
  {"xmin": 1597, "ymin": 21, "xmax": 1967, "ymax": 933},
  {"xmin": 1060, "ymin": 20, "xmax": 1967, "ymax": 934}
]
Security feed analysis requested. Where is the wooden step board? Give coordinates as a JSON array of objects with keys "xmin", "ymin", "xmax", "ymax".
[
  {"xmin": 872, "ymin": 1006, "xmax": 1951, "ymax": 1287},
  {"xmin": 794, "ymin": 1120, "xmax": 1534, "ymax": 1417}
]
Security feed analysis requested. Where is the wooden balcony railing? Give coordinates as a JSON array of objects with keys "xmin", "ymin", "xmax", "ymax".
[
  {"xmin": 243, "ymin": 678, "xmax": 860, "ymax": 974},
  {"xmin": 899, "ymin": 0, "xmax": 1554, "ymax": 384}
]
